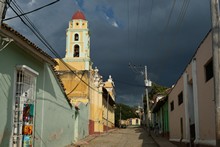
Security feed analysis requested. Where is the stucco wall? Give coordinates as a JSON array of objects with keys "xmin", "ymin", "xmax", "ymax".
[
  {"xmin": 74, "ymin": 103, "xmax": 89, "ymax": 141},
  {"xmin": 169, "ymin": 31, "xmax": 215, "ymax": 146},
  {"xmin": 0, "ymin": 40, "xmax": 76, "ymax": 147},
  {"xmin": 169, "ymin": 77, "xmax": 186, "ymax": 140},
  {"xmin": 34, "ymin": 64, "xmax": 75, "ymax": 147},
  {"xmin": 194, "ymin": 33, "xmax": 215, "ymax": 141}
]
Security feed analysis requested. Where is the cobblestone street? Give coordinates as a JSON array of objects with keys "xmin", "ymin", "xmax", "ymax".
[{"xmin": 74, "ymin": 126, "xmax": 158, "ymax": 147}]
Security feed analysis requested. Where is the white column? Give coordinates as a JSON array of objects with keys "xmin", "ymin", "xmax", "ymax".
[
  {"xmin": 183, "ymin": 72, "xmax": 190, "ymax": 142},
  {"xmin": 192, "ymin": 59, "xmax": 200, "ymax": 143}
]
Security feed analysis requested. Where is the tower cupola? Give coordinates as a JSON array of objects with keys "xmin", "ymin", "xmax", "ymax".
[
  {"xmin": 72, "ymin": 10, "xmax": 86, "ymax": 20},
  {"xmin": 64, "ymin": 10, "xmax": 91, "ymax": 70}
]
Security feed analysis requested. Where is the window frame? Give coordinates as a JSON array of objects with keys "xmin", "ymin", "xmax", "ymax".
[
  {"xmin": 74, "ymin": 33, "xmax": 79, "ymax": 41},
  {"xmin": 170, "ymin": 101, "xmax": 174, "ymax": 111},
  {"xmin": 74, "ymin": 44, "xmax": 80, "ymax": 57},
  {"xmin": 11, "ymin": 65, "xmax": 38, "ymax": 147},
  {"xmin": 204, "ymin": 58, "xmax": 213, "ymax": 82},
  {"xmin": 178, "ymin": 91, "xmax": 183, "ymax": 105}
]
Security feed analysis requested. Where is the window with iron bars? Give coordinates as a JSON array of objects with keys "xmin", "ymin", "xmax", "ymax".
[{"xmin": 12, "ymin": 66, "xmax": 37, "ymax": 147}]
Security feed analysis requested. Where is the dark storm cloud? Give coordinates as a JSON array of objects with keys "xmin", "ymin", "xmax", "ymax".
[{"xmin": 5, "ymin": 0, "xmax": 211, "ymax": 106}]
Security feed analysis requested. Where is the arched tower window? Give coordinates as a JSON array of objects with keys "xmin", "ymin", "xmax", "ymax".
[
  {"xmin": 74, "ymin": 45, "xmax": 79, "ymax": 57},
  {"xmin": 75, "ymin": 33, "xmax": 79, "ymax": 41}
]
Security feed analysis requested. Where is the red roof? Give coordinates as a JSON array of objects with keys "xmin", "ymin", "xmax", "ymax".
[{"xmin": 72, "ymin": 11, "xmax": 86, "ymax": 20}]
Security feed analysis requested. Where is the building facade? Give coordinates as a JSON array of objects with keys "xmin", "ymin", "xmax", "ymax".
[
  {"xmin": 103, "ymin": 76, "xmax": 116, "ymax": 131},
  {"xmin": 0, "ymin": 23, "xmax": 76, "ymax": 147},
  {"xmin": 54, "ymin": 10, "xmax": 91, "ymax": 138},
  {"xmin": 168, "ymin": 30, "xmax": 215, "ymax": 147},
  {"xmin": 151, "ymin": 94, "xmax": 169, "ymax": 137},
  {"xmin": 55, "ymin": 10, "xmax": 116, "ymax": 135}
]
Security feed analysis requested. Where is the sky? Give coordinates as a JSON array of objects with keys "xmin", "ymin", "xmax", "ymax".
[{"xmin": 4, "ymin": 0, "xmax": 211, "ymax": 106}]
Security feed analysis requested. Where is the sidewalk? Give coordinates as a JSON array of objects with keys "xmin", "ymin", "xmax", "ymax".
[
  {"xmin": 150, "ymin": 131, "xmax": 177, "ymax": 147},
  {"xmin": 66, "ymin": 129, "xmax": 117, "ymax": 147}
]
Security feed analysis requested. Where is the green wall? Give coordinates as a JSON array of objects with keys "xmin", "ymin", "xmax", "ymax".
[
  {"xmin": 0, "ymin": 40, "xmax": 76, "ymax": 146},
  {"xmin": 162, "ymin": 101, "xmax": 169, "ymax": 133}
]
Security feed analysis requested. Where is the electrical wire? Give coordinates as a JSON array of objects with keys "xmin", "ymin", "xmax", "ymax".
[
  {"xmin": 127, "ymin": 0, "xmax": 143, "ymax": 70},
  {"xmin": 157, "ymin": 0, "xmax": 176, "ymax": 51},
  {"xmin": 114, "ymin": 80, "xmax": 145, "ymax": 88},
  {"xmin": 164, "ymin": 0, "xmax": 191, "ymax": 54},
  {"xmin": 128, "ymin": 62, "xmax": 144, "ymax": 75},
  {"xmin": 134, "ymin": 0, "xmax": 141, "ymax": 59},
  {"xmin": 66, "ymin": 71, "xmax": 85, "ymax": 95},
  {"xmin": 127, "ymin": 0, "xmax": 132, "ymax": 63},
  {"xmin": 3, "ymin": 0, "xmax": 60, "ymax": 21},
  {"xmin": 146, "ymin": 0, "xmax": 153, "ymax": 30},
  {"xmin": 175, "ymin": 0, "xmax": 190, "ymax": 32},
  {"xmin": 7, "ymin": 1, "xmax": 100, "ymax": 93}
]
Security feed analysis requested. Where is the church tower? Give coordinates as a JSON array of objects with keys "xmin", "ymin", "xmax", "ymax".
[{"xmin": 64, "ymin": 10, "xmax": 91, "ymax": 70}]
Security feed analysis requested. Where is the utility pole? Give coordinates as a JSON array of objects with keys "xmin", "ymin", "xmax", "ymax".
[
  {"xmin": 144, "ymin": 66, "xmax": 152, "ymax": 135},
  {"xmin": 129, "ymin": 64, "xmax": 152, "ymax": 134},
  {"xmin": 0, "ymin": 0, "xmax": 7, "ymax": 23},
  {"xmin": 120, "ymin": 106, "xmax": 121, "ymax": 128},
  {"xmin": 211, "ymin": 0, "xmax": 220, "ymax": 146}
]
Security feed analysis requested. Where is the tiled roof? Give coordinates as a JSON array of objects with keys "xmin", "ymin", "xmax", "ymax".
[
  {"xmin": 0, "ymin": 23, "xmax": 72, "ymax": 107},
  {"xmin": 72, "ymin": 10, "xmax": 86, "ymax": 20},
  {"xmin": 1, "ymin": 23, "xmax": 57, "ymax": 65}
]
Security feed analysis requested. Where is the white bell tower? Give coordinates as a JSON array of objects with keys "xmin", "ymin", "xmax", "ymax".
[{"xmin": 64, "ymin": 10, "xmax": 91, "ymax": 70}]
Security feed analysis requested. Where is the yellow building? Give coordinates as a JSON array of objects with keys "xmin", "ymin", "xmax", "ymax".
[
  {"xmin": 103, "ymin": 76, "xmax": 116, "ymax": 131},
  {"xmin": 89, "ymin": 69, "xmax": 116, "ymax": 134},
  {"xmin": 54, "ymin": 10, "xmax": 116, "ymax": 135},
  {"xmin": 55, "ymin": 10, "xmax": 91, "ymax": 105},
  {"xmin": 89, "ymin": 67, "xmax": 104, "ymax": 134}
]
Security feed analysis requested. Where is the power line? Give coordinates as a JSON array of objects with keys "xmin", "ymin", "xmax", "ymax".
[
  {"xmin": 146, "ymin": 0, "xmax": 153, "ymax": 30},
  {"xmin": 157, "ymin": 0, "xmax": 176, "ymax": 51},
  {"xmin": 114, "ymin": 79, "xmax": 145, "ymax": 88},
  {"xmin": 128, "ymin": 62, "xmax": 144, "ymax": 74},
  {"xmin": 127, "ymin": 0, "xmax": 132, "ymax": 63},
  {"xmin": 4, "ymin": 0, "xmax": 60, "ymax": 21},
  {"xmin": 66, "ymin": 71, "xmax": 86, "ymax": 95},
  {"xmin": 134, "ymin": 0, "xmax": 141, "ymax": 59},
  {"xmin": 175, "ymin": 0, "xmax": 190, "ymax": 32},
  {"xmin": 127, "ymin": 0, "xmax": 143, "ymax": 69},
  {"xmin": 164, "ymin": 0, "xmax": 191, "ymax": 54},
  {"xmin": 7, "ymin": 1, "xmax": 100, "ymax": 93}
]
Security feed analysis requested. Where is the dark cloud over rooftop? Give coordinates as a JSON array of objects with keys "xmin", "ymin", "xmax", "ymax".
[{"xmin": 5, "ymin": 0, "xmax": 211, "ymax": 106}]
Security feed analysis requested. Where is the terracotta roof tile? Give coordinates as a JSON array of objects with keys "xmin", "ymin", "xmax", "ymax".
[
  {"xmin": 72, "ymin": 10, "xmax": 86, "ymax": 20},
  {"xmin": 1, "ymin": 23, "xmax": 57, "ymax": 65}
]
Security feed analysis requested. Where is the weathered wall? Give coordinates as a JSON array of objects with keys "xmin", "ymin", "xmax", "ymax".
[
  {"xmin": 0, "ymin": 39, "xmax": 76, "ymax": 147},
  {"xmin": 169, "ymin": 77, "xmax": 185, "ymax": 140},
  {"xmin": 74, "ymin": 102, "xmax": 89, "ymax": 141},
  {"xmin": 34, "ymin": 64, "xmax": 75, "ymax": 147}
]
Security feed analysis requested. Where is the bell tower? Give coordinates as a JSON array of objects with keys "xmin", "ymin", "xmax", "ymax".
[{"xmin": 64, "ymin": 10, "xmax": 91, "ymax": 70}]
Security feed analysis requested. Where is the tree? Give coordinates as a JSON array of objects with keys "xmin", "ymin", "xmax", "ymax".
[
  {"xmin": 148, "ymin": 83, "xmax": 168, "ymax": 100},
  {"xmin": 143, "ymin": 82, "xmax": 168, "ymax": 122},
  {"xmin": 115, "ymin": 103, "xmax": 138, "ymax": 127}
]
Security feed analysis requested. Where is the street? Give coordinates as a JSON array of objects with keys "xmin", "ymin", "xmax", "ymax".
[{"xmin": 74, "ymin": 126, "xmax": 158, "ymax": 147}]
